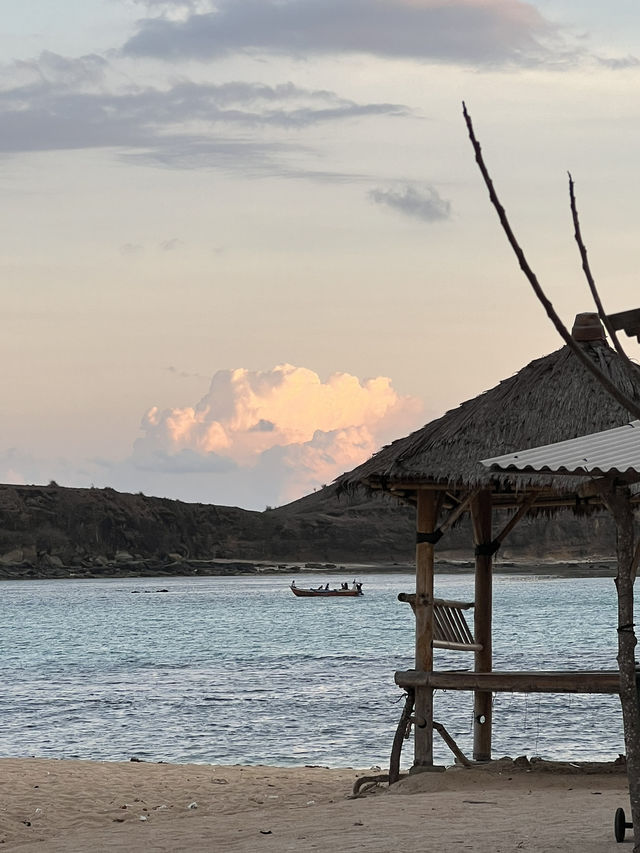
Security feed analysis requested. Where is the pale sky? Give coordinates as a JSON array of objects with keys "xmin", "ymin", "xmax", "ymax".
[{"xmin": 2, "ymin": 0, "xmax": 640, "ymax": 510}]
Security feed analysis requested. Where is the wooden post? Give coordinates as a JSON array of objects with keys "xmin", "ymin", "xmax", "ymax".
[
  {"xmin": 601, "ymin": 484, "xmax": 640, "ymax": 852},
  {"xmin": 471, "ymin": 490, "xmax": 493, "ymax": 762},
  {"xmin": 413, "ymin": 489, "xmax": 439, "ymax": 768}
]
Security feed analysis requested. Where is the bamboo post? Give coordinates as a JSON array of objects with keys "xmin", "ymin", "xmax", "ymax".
[
  {"xmin": 413, "ymin": 489, "xmax": 440, "ymax": 769},
  {"xmin": 471, "ymin": 490, "xmax": 493, "ymax": 762},
  {"xmin": 602, "ymin": 485, "xmax": 640, "ymax": 852}
]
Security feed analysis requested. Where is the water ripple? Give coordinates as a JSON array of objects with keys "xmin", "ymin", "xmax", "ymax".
[{"xmin": 0, "ymin": 573, "xmax": 631, "ymax": 767}]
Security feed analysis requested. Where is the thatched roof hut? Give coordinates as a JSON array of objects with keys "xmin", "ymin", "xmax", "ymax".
[
  {"xmin": 337, "ymin": 313, "xmax": 640, "ymax": 508},
  {"xmin": 336, "ymin": 312, "xmax": 640, "ymax": 772}
]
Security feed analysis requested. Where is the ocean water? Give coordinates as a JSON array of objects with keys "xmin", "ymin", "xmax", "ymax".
[{"xmin": 0, "ymin": 573, "xmax": 633, "ymax": 769}]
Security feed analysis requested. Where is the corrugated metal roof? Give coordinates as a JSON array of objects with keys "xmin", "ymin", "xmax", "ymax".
[{"xmin": 481, "ymin": 420, "xmax": 640, "ymax": 477}]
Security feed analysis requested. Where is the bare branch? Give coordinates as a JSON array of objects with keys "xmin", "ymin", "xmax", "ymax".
[
  {"xmin": 462, "ymin": 101, "xmax": 640, "ymax": 421},
  {"xmin": 568, "ymin": 172, "xmax": 636, "ymax": 371}
]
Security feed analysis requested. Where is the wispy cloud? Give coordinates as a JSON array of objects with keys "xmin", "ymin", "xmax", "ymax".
[
  {"xmin": 166, "ymin": 365, "xmax": 210, "ymax": 381},
  {"xmin": 132, "ymin": 447, "xmax": 237, "ymax": 474},
  {"xmin": 370, "ymin": 184, "xmax": 452, "ymax": 223},
  {"xmin": 0, "ymin": 53, "xmax": 407, "ymax": 173},
  {"xmin": 120, "ymin": 242, "xmax": 144, "ymax": 256},
  {"xmin": 596, "ymin": 55, "xmax": 640, "ymax": 70},
  {"xmin": 159, "ymin": 238, "xmax": 182, "ymax": 251},
  {"xmin": 127, "ymin": 0, "xmax": 211, "ymax": 16},
  {"xmin": 123, "ymin": 0, "xmax": 569, "ymax": 68}
]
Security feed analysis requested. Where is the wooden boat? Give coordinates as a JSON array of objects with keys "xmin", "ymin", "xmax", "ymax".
[{"xmin": 290, "ymin": 582, "xmax": 363, "ymax": 597}]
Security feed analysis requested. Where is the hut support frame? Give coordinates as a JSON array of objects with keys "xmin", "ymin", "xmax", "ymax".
[
  {"xmin": 405, "ymin": 487, "xmax": 570, "ymax": 769},
  {"xmin": 402, "ymin": 483, "xmax": 640, "ymax": 773},
  {"xmin": 413, "ymin": 489, "xmax": 441, "ymax": 768},
  {"xmin": 471, "ymin": 490, "xmax": 493, "ymax": 761}
]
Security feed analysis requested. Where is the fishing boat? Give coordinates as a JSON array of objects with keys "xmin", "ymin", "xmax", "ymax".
[{"xmin": 290, "ymin": 582, "xmax": 363, "ymax": 597}]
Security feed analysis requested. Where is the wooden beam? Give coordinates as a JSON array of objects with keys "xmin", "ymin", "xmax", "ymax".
[
  {"xmin": 415, "ymin": 490, "xmax": 441, "ymax": 670},
  {"xmin": 433, "ymin": 640, "xmax": 483, "ymax": 652},
  {"xmin": 438, "ymin": 488, "xmax": 483, "ymax": 534},
  {"xmin": 632, "ymin": 539, "xmax": 640, "ymax": 582},
  {"xmin": 396, "ymin": 669, "xmax": 621, "ymax": 694},
  {"xmin": 433, "ymin": 720, "xmax": 472, "ymax": 767},
  {"xmin": 387, "ymin": 483, "xmax": 455, "ymax": 492},
  {"xmin": 373, "ymin": 481, "xmax": 640, "ymax": 511},
  {"xmin": 471, "ymin": 490, "xmax": 493, "ymax": 762},
  {"xmin": 492, "ymin": 495, "xmax": 604, "ymax": 509},
  {"xmin": 413, "ymin": 489, "xmax": 441, "ymax": 768},
  {"xmin": 434, "ymin": 597, "xmax": 474, "ymax": 610},
  {"xmin": 493, "ymin": 492, "xmax": 540, "ymax": 546},
  {"xmin": 399, "ymin": 593, "xmax": 475, "ymax": 610},
  {"xmin": 607, "ymin": 307, "xmax": 640, "ymax": 342}
]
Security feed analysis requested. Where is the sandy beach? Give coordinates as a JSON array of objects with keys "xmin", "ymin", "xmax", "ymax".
[{"xmin": 0, "ymin": 757, "xmax": 631, "ymax": 852}]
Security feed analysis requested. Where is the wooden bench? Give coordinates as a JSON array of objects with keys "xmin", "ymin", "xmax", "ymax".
[{"xmin": 398, "ymin": 593, "xmax": 482, "ymax": 652}]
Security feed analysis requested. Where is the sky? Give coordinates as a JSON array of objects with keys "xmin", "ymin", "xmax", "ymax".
[{"xmin": 2, "ymin": 0, "xmax": 640, "ymax": 510}]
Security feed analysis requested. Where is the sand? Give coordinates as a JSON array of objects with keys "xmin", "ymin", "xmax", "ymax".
[{"xmin": 0, "ymin": 757, "xmax": 632, "ymax": 852}]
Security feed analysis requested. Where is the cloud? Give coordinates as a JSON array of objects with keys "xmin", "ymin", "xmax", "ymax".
[
  {"xmin": 253, "ymin": 425, "xmax": 383, "ymax": 505},
  {"xmin": 0, "ymin": 365, "xmax": 425, "ymax": 508},
  {"xmin": 120, "ymin": 242, "xmax": 144, "ymax": 256},
  {"xmin": 370, "ymin": 184, "xmax": 452, "ymax": 222},
  {"xmin": 131, "ymin": 447, "xmax": 237, "ymax": 474},
  {"xmin": 597, "ymin": 55, "xmax": 640, "ymax": 70},
  {"xmin": 249, "ymin": 419, "xmax": 275, "ymax": 433},
  {"xmin": 166, "ymin": 365, "xmax": 210, "ymax": 381},
  {"xmin": 5, "ymin": 51, "xmax": 109, "ymax": 89},
  {"xmin": 127, "ymin": 0, "xmax": 211, "ymax": 18},
  {"xmin": 159, "ymin": 238, "xmax": 182, "ymax": 251},
  {"xmin": 0, "ymin": 54, "xmax": 407, "ymax": 172},
  {"xmin": 132, "ymin": 364, "xmax": 425, "ymax": 505},
  {"xmin": 122, "ymin": 0, "xmax": 568, "ymax": 67}
]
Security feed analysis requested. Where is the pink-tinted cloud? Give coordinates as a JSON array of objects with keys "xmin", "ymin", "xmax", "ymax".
[
  {"xmin": 135, "ymin": 364, "xmax": 425, "ymax": 504},
  {"xmin": 0, "ymin": 367, "xmax": 425, "ymax": 509}
]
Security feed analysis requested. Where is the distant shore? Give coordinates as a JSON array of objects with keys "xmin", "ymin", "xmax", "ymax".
[{"xmin": 0, "ymin": 555, "xmax": 618, "ymax": 580}]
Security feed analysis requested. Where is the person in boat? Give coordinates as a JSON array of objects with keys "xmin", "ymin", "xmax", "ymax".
[
  {"xmin": 291, "ymin": 580, "xmax": 296, "ymax": 588},
  {"xmin": 324, "ymin": 583, "xmax": 329, "ymax": 590},
  {"xmin": 355, "ymin": 582, "xmax": 362, "ymax": 593}
]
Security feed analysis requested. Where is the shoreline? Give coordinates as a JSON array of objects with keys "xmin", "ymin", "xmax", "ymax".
[
  {"xmin": 0, "ymin": 557, "xmax": 619, "ymax": 581},
  {"xmin": 1, "ymin": 756, "xmax": 629, "ymax": 852}
]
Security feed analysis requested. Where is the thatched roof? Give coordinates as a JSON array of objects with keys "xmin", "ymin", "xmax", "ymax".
[{"xmin": 337, "ymin": 320, "xmax": 640, "ymax": 505}]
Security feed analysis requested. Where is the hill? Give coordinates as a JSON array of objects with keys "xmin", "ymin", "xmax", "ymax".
[{"xmin": 0, "ymin": 482, "xmax": 617, "ymax": 579}]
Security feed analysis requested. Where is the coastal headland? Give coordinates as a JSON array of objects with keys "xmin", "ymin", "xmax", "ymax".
[{"xmin": 0, "ymin": 481, "xmax": 619, "ymax": 580}]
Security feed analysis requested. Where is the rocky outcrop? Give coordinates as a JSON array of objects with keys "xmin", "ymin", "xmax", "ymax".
[{"xmin": 0, "ymin": 483, "xmax": 413, "ymax": 578}]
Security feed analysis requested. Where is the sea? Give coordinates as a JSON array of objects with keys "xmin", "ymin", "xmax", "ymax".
[{"xmin": 0, "ymin": 572, "xmax": 633, "ymax": 769}]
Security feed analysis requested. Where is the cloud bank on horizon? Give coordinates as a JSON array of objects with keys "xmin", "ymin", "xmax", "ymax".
[
  {"xmin": 0, "ymin": 366, "xmax": 424, "ymax": 509},
  {"xmin": 132, "ymin": 363, "xmax": 425, "ymax": 506}
]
